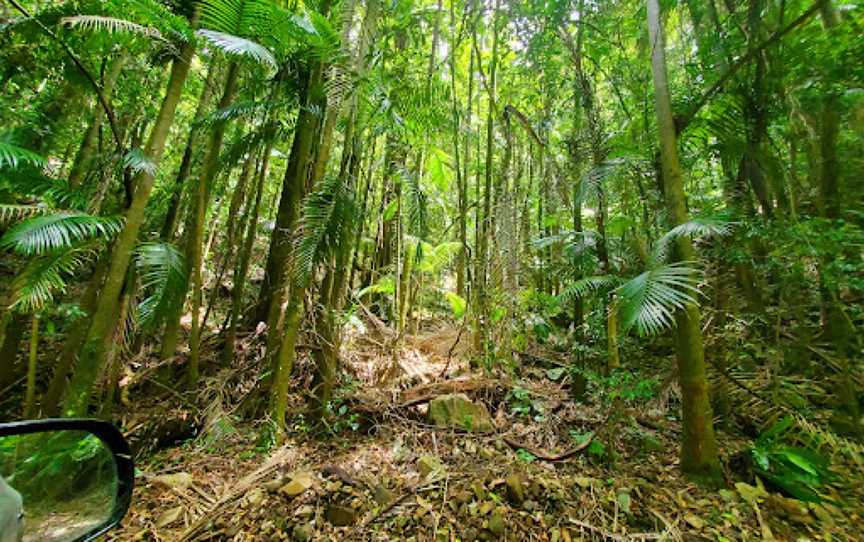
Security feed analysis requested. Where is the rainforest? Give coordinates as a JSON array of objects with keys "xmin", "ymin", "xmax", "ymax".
[{"xmin": 0, "ymin": 0, "xmax": 862, "ymax": 539}]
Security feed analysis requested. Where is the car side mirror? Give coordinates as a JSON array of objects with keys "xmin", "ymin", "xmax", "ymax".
[{"xmin": 0, "ymin": 419, "xmax": 134, "ymax": 542}]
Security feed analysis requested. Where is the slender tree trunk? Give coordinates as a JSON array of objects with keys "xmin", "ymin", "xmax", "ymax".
[
  {"xmin": 224, "ymin": 145, "xmax": 271, "ymax": 364},
  {"xmin": 68, "ymin": 52, "xmax": 127, "ymax": 188},
  {"xmin": 647, "ymin": 0, "xmax": 721, "ymax": 484},
  {"xmin": 473, "ymin": 0, "xmax": 500, "ymax": 363},
  {"xmin": 188, "ymin": 62, "xmax": 241, "ymax": 385},
  {"xmin": 22, "ymin": 315, "xmax": 39, "ymax": 418},
  {"xmin": 161, "ymin": 61, "xmax": 220, "ymax": 241},
  {"xmin": 62, "ymin": 31, "xmax": 197, "ymax": 416}
]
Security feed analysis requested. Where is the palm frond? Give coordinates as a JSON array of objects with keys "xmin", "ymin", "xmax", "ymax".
[
  {"xmin": 134, "ymin": 242, "xmax": 187, "ymax": 330},
  {"xmin": 0, "ymin": 204, "xmax": 50, "ymax": 224},
  {"xmin": 195, "ymin": 99, "xmax": 282, "ymax": 128},
  {"xmin": 652, "ymin": 217, "xmax": 734, "ymax": 264},
  {"xmin": 61, "ymin": 15, "xmax": 166, "ymax": 41},
  {"xmin": 0, "ymin": 138, "xmax": 46, "ymax": 170},
  {"xmin": 9, "ymin": 244, "xmax": 100, "ymax": 312},
  {"xmin": 558, "ymin": 275, "xmax": 621, "ymax": 302},
  {"xmin": 402, "ymin": 167, "xmax": 427, "ymax": 238},
  {"xmin": 197, "ymin": 29, "xmax": 277, "ymax": 69},
  {"xmin": 123, "ymin": 148, "xmax": 158, "ymax": 176},
  {"xmin": 293, "ymin": 176, "xmax": 357, "ymax": 289},
  {"xmin": 616, "ymin": 262, "xmax": 702, "ymax": 336},
  {"xmin": 577, "ymin": 156, "xmax": 645, "ymax": 204},
  {"xmin": 0, "ymin": 213, "xmax": 124, "ymax": 256}
]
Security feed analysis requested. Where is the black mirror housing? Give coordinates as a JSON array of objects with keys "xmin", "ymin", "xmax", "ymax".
[{"xmin": 0, "ymin": 419, "xmax": 134, "ymax": 542}]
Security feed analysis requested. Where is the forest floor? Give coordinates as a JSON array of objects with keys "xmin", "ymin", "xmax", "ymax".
[{"xmin": 105, "ymin": 316, "xmax": 864, "ymax": 542}]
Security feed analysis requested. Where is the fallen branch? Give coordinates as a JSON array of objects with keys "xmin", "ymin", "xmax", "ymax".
[{"xmin": 502, "ymin": 432, "xmax": 595, "ymax": 462}]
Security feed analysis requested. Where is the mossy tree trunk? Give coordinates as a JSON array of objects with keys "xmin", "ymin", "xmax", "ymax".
[
  {"xmin": 62, "ymin": 34, "xmax": 197, "ymax": 416},
  {"xmin": 647, "ymin": 0, "xmax": 722, "ymax": 484}
]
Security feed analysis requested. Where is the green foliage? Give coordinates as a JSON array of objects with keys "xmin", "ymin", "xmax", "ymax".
[
  {"xmin": 574, "ymin": 369, "xmax": 659, "ymax": 406},
  {"xmin": 9, "ymin": 243, "xmax": 99, "ymax": 312},
  {"xmin": 507, "ymin": 385, "xmax": 545, "ymax": 421},
  {"xmin": 134, "ymin": 242, "xmax": 187, "ymax": 330},
  {"xmin": 0, "ymin": 212, "xmax": 124, "ymax": 256},
  {"xmin": 750, "ymin": 417, "xmax": 834, "ymax": 502},
  {"xmin": 444, "ymin": 291, "xmax": 466, "ymax": 319},
  {"xmin": 615, "ymin": 262, "xmax": 701, "ymax": 336},
  {"xmin": 0, "ymin": 134, "xmax": 46, "ymax": 169},
  {"xmin": 123, "ymin": 148, "xmax": 158, "ymax": 176},
  {"xmin": 293, "ymin": 176, "xmax": 357, "ymax": 289}
]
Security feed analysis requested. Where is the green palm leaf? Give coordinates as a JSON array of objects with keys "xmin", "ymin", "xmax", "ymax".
[
  {"xmin": 197, "ymin": 29, "xmax": 277, "ymax": 69},
  {"xmin": 61, "ymin": 15, "xmax": 166, "ymax": 41},
  {"xmin": 123, "ymin": 148, "xmax": 158, "ymax": 176},
  {"xmin": 9, "ymin": 244, "xmax": 100, "ymax": 312},
  {"xmin": 0, "ymin": 213, "xmax": 124, "ymax": 256},
  {"xmin": 0, "ymin": 138, "xmax": 46, "ymax": 170},
  {"xmin": 615, "ymin": 262, "xmax": 702, "ymax": 336},
  {"xmin": 652, "ymin": 217, "xmax": 734, "ymax": 264},
  {"xmin": 134, "ymin": 242, "xmax": 187, "ymax": 330},
  {"xmin": 293, "ymin": 176, "xmax": 357, "ymax": 289},
  {"xmin": 558, "ymin": 275, "xmax": 621, "ymax": 302}
]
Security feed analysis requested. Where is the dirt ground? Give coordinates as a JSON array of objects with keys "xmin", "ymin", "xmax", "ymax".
[{"xmin": 106, "ymin": 323, "xmax": 864, "ymax": 541}]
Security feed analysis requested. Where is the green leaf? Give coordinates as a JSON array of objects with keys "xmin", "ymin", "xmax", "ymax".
[
  {"xmin": 444, "ymin": 291, "xmax": 466, "ymax": 319},
  {"xmin": 0, "ymin": 137, "xmax": 46, "ymax": 170},
  {"xmin": 134, "ymin": 242, "xmax": 187, "ymax": 330},
  {"xmin": 616, "ymin": 262, "xmax": 702, "ymax": 336},
  {"xmin": 197, "ymin": 29, "xmax": 277, "ymax": 69},
  {"xmin": 0, "ymin": 213, "xmax": 124, "ymax": 256}
]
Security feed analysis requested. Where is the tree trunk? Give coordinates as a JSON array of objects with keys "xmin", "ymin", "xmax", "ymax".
[
  {"xmin": 187, "ymin": 62, "xmax": 241, "ymax": 385},
  {"xmin": 160, "ymin": 61, "xmax": 220, "ymax": 241},
  {"xmin": 647, "ymin": 0, "xmax": 721, "ymax": 484},
  {"xmin": 62, "ymin": 32, "xmax": 197, "ymax": 416}
]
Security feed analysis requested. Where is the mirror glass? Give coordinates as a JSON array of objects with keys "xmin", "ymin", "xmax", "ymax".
[{"xmin": 0, "ymin": 430, "xmax": 118, "ymax": 542}]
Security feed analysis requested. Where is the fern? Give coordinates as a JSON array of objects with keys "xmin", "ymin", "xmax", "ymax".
[
  {"xmin": 134, "ymin": 242, "xmax": 187, "ymax": 330},
  {"xmin": 0, "ymin": 213, "xmax": 124, "ymax": 256}
]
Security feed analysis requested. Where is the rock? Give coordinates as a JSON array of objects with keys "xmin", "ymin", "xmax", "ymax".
[
  {"xmin": 292, "ymin": 523, "xmax": 313, "ymax": 542},
  {"xmin": 326, "ymin": 504, "xmax": 357, "ymax": 526},
  {"xmin": 428, "ymin": 393, "xmax": 495, "ymax": 433},
  {"xmin": 280, "ymin": 471, "xmax": 315, "ymax": 497},
  {"xmin": 417, "ymin": 455, "xmax": 445, "ymax": 479},
  {"xmin": 373, "ymin": 483, "xmax": 396, "ymax": 506},
  {"xmin": 152, "ymin": 472, "xmax": 193, "ymax": 491},
  {"xmin": 487, "ymin": 510, "xmax": 505, "ymax": 536},
  {"xmin": 505, "ymin": 474, "xmax": 526, "ymax": 505}
]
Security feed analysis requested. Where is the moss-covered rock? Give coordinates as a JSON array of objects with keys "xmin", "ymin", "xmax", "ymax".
[{"xmin": 428, "ymin": 393, "xmax": 494, "ymax": 433}]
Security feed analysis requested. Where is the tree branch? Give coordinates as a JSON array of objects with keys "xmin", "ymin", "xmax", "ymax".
[{"xmin": 677, "ymin": 0, "xmax": 824, "ymax": 133}]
